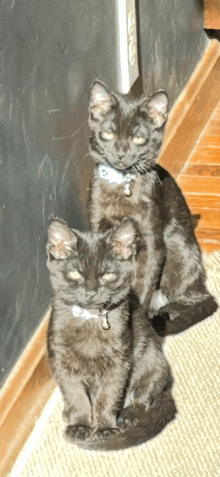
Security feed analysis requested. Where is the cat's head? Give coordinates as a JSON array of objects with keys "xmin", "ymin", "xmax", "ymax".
[
  {"xmin": 47, "ymin": 218, "xmax": 142, "ymax": 309},
  {"xmin": 88, "ymin": 80, "xmax": 168, "ymax": 173}
]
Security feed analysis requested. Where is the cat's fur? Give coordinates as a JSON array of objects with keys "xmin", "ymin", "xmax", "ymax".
[
  {"xmin": 47, "ymin": 218, "xmax": 175, "ymax": 450},
  {"xmin": 88, "ymin": 80, "xmax": 218, "ymax": 335}
]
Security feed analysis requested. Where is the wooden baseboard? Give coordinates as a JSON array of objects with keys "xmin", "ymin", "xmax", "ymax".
[
  {"xmin": 0, "ymin": 307, "xmax": 55, "ymax": 477},
  {"xmin": 159, "ymin": 39, "xmax": 220, "ymax": 177}
]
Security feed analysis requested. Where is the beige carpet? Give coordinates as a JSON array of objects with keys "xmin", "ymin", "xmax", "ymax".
[{"xmin": 9, "ymin": 252, "xmax": 220, "ymax": 477}]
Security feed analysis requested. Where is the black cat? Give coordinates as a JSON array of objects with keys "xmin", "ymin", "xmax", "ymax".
[
  {"xmin": 46, "ymin": 218, "xmax": 175, "ymax": 450},
  {"xmin": 88, "ymin": 80, "xmax": 218, "ymax": 335}
]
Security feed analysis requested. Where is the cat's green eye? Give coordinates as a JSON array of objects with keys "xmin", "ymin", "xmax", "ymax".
[
  {"xmin": 101, "ymin": 131, "xmax": 115, "ymax": 141},
  {"xmin": 67, "ymin": 270, "xmax": 82, "ymax": 281},
  {"xmin": 133, "ymin": 136, "xmax": 145, "ymax": 145},
  {"xmin": 102, "ymin": 272, "xmax": 117, "ymax": 282}
]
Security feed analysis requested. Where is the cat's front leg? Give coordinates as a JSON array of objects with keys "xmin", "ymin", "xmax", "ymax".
[
  {"xmin": 134, "ymin": 242, "xmax": 165, "ymax": 309},
  {"xmin": 58, "ymin": 376, "xmax": 94, "ymax": 442},
  {"xmin": 93, "ymin": 393, "xmax": 120, "ymax": 437},
  {"xmin": 92, "ymin": 368, "xmax": 127, "ymax": 437}
]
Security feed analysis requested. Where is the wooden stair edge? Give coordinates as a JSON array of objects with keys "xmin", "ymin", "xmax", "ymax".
[
  {"xmin": 0, "ymin": 307, "xmax": 55, "ymax": 476},
  {"xmin": 0, "ymin": 306, "xmax": 52, "ymax": 429},
  {"xmin": 204, "ymin": 0, "xmax": 220, "ymax": 29},
  {"xmin": 158, "ymin": 39, "xmax": 220, "ymax": 177}
]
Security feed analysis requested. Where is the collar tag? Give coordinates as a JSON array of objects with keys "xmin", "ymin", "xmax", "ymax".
[{"xmin": 99, "ymin": 309, "xmax": 111, "ymax": 330}]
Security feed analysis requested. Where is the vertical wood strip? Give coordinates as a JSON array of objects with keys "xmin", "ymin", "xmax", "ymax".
[{"xmin": 0, "ymin": 307, "xmax": 51, "ymax": 429}]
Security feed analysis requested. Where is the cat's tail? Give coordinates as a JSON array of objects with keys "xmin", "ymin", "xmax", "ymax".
[{"xmin": 65, "ymin": 390, "xmax": 177, "ymax": 451}]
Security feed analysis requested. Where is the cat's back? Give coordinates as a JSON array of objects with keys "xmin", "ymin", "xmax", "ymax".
[{"xmin": 156, "ymin": 165, "xmax": 194, "ymax": 226}]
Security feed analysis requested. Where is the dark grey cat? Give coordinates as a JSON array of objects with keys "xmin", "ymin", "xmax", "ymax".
[
  {"xmin": 46, "ymin": 218, "xmax": 175, "ymax": 450},
  {"xmin": 88, "ymin": 80, "xmax": 217, "ymax": 336}
]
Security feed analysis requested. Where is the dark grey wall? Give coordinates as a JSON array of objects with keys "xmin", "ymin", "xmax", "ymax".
[
  {"xmin": 137, "ymin": 0, "xmax": 208, "ymax": 105},
  {"xmin": 0, "ymin": 0, "xmax": 208, "ymax": 387}
]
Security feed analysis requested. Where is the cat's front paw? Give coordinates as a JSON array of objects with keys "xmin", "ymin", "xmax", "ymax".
[
  {"xmin": 117, "ymin": 406, "xmax": 139, "ymax": 430},
  {"xmin": 95, "ymin": 427, "xmax": 120, "ymax": 438},
  {"xmin": 158, "ymin": 303, "xmax": 185, "ymax": 321},
  {"xmin": 158, "ymin": 306, "xmax": 175, "ymax": 321},
  {"xmin": 65, "ymin": 424, "xmax": 93, "ymax": 442}
]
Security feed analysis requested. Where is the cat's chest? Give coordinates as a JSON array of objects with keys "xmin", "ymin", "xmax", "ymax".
[
  {"xmin": 51, "ymin": 306, "xmax": 129, "ymax": 361},
  {"xmin": 91, "ymin": 173, "xmax": 154, "ymax": 223}
]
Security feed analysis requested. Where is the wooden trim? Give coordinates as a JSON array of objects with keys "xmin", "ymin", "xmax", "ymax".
[
  {"xmin": 195, "ymin": 228, "xmax": 220, "ymax": 252},
  {"xmin": 158, "ymin": 39, "xmax": 220, "ymax": 177},
  {"xmin": 0, "ymin": 307, "xmax": 55, "ymax": 476},
  {"xmin": 204, "ymin": 0, "xmax": 220, "ymax": 29},
  {"xmin": 0, "ymin": 307, "xmax": 51, "ymax": 428}
]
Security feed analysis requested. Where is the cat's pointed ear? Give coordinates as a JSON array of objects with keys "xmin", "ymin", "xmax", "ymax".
[
  {"xmin": 140, "ymin": 91, "xmax": 168, "ymax": 128},
  {"xmin": 47, "ymin": 218, "xmax": 77, "ymax": 260},
  {"xmin": 109, "ymin": 219, "xmax": 138, "ymax": 260},
  {"xmin": 89, "ymin": 80, "xmax": 118, "ymax": 120}
]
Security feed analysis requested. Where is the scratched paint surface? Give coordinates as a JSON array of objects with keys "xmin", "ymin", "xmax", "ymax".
[
  {"xmin": 136, "ymin": 0, "xmax": 209, "ymax": 105},
  {"xmin": 0, "ymin": 0, "xmax": 208, "ymax": 387}
]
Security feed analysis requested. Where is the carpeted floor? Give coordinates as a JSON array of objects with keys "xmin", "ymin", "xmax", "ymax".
[{"xmin": 9, "ymin": 252, "xmax": 220, "ymax": 477}]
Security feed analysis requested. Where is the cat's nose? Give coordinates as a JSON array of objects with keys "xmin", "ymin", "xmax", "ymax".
[
  {"xmin": 118, "ymin": 154, "xmax": 124, "ymax": 161},
  {"xmin": 85, "ymin": 280, "xmax": 98, "ymax": 293}
]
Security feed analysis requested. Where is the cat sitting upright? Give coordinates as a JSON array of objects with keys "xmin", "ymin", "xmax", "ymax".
[
  {"xmin": 88, "ymin": 80, "xmax": 217, "ymax": 335},
  {"xmin": 46, "ymin": 218, "xmax": 175, "ymax": 450}
]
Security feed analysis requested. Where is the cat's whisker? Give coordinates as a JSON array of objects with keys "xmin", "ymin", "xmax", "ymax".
[
  {"xmin": 131, "ymin": 163, "xmax": 138, "ymax": 173},
  {"xmin": 155, "ymin": 172, "xmax": 162, "ymax": 184},
  {"xmin": 83, "ymin": 152, "xmax": 90, "ymax": 159},
  {"xmin": 135, "ymin": 162, "xmax": 146, "ymax": 174}
]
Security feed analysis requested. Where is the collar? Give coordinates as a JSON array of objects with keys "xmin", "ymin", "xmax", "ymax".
[
  {"xmin": 72, "ymin": 305, "xmax": 110, "ymax": 330},
  {"xmin": 97, "ymin": 164, "xmax": 136, "ymax": 196}
]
